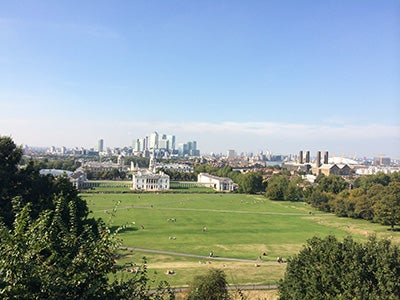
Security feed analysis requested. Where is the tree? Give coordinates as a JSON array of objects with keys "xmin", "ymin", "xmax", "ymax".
[
  {"xmin": 216, "ymin": 166, "xmax": 233, "ymax": 178},
  {"xmin": 194, "ymin": 164, "xmax": 218, "ymax": 175},
  {"xmin": 373, "ymin": 182, "xmax": 400, "ymax": 230},
  {"xmin": 265, "ymin": 175, "xmax": 289, "ymax": 200},
  {"xmin": 238, "ymin": 172, "xmax": 264, "ymax": 194},
  {"xmin": 0, "ymin": 136, "xmax": 94, "ymax": 229},
  {"xmin": 0, "ymin": 137, "xmax": 174, "ymax": 298},
  {"xmin": 284, "ymin": 180, "xmax": 303, "ymax": 201},
  {"xmin": 348, "ymin": 188, "xmax": 375, "ymax": 220},
  {"xmin": 0, "ymin": 136, "xmax": 23, "ymax": 226},
  {"xmin": 187, "ymin": 269, "xmax": 229, "ymax": 300},
  {"xmin": 0, "ymin": 198, "xmax": 173, "ymax": 299},
  {"xmin": 306, "ymin": 190, "xmax": 334, "ymax": 212},
  {"xmin": 354, "ymin": 172, "xmax": 392, "ymax": 191},
  {"xmin": 279, "ymin": 235, "xmax": 400, "ymax": 299},
  {"xmin": 315, "ymin": 174, "xmax": 348, "ymax": 194}
]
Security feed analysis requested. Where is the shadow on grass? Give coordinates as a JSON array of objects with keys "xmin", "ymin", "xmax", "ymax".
[
  {"xmin": 387, "ymin": 227, "xmax": 400, "ymax": 232},
  {"xmin": 110, "ymin": 225, "xmax": 139, "ymax": 233}
]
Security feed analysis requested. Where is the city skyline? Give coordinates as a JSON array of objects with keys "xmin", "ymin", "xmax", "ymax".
[{"xmin": 1, "ymin": 1, "xmax": 399, "ymax": 158}]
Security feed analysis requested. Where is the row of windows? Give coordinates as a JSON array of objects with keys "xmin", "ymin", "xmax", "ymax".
[
  {"xmin": 135, "ymin": 185, "xmax": 169, "ymax": 189},
  {"xmin": 134, "ymin": 179, "xmax": 169, "ymax": 184}
]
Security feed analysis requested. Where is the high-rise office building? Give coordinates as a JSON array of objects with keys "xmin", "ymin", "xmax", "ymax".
[
  {"xmin": 159, "ymin": 138, "xmax": 168, "ymax": 150},
  {"xmin": 227, "ymin": 149, "xmax": 236, "ymax": 159},
  {"xmin": 149, "ymin": 132, "xmax": 159, "ymax": 149},
  {"xmin": 98, "ymin": 139, "xmax": 104, "ymax": 152},
  {"xmin": 132, "ymin": 139, "xmax": 140, "ymax": 152},
  {"xmin": 178, "ymin": 143, "xmax": 188, "ymax": 156},
  {"xmin": 166, "ymin": 135, "xmax": 176, "ymax": 151}
]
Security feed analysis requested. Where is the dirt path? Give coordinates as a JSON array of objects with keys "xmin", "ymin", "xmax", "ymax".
[
  {"xmin": 99, "ymin": 205, "xmax": 332, "ymax": 216},
  {"xmin": 121, "ymin": 246, "xmax": 283, "ymax": 265}
]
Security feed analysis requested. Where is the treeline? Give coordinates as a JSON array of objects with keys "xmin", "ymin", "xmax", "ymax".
[
  {"xmin": 308, "ymin": 172, "xmax": 400, "ymax": 230},
  {"xmin": 86, "ymin": 169, "xmax": 128, "ymax": 180},
  {"xmin": 265, "ymin": 174, "xmax": 306, "ymax": 201},
  {"xmin": 195, "ymin": 165, "xmax": 265, "ymax": 194},
  {"xmin": 160, "ymin": 169, "xmax": 197, "ymax": 181},
  {"xmin": 265, "ymin": 171, "xmax": 400, "ymax": 230},
  {"xmin": 23, "ymin": 157, "xmax": 79, "ymax": 172}
]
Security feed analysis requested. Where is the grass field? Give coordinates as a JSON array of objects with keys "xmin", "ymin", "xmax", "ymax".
[
  {"xmin": 83, "ymin": 181, "xmax": 215, "ymax": 193},
  {"xmin": 84, "ymin": 192, "xmax": 399, "ymax": 290}
]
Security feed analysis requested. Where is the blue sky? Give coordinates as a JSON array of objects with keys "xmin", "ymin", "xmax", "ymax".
[{"xmin": 1, "ymin": 1, "xmax": 399, "ymax": 157}]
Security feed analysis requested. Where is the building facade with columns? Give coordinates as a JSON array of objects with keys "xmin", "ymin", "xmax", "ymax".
[
  {"xmin": 132, "ymin": 170, "xmax": 170, "ymax": 191},
  {"xmin": 197, "ymin": 173, "xmax": 235, "ymax": 191},
  {"xmin": 131, "ymin": 151, "xmax": 170, "ymax": 191}
]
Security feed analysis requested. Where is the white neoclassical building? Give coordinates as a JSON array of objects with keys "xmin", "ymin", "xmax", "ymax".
[
  {"xmin": 197, "ymin": 173, "xmax": 235, "ymax": 191},
  {"xmin": 131, "ymin": 152, "xmax": 170, "ymax": 191},
  {"xmin": 132, "ymin": 170, "xmax": 170, "ymax": 191}
]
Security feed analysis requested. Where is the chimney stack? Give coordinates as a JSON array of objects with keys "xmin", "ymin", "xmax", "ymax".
[
  {"xmin": 305, "ymin": 151, "xmax": 310, "ymax": 163},
  {"xmin": 299, "ymin": 151, "xmax": 303, "ymax": 164},
  {"xmin": 316, "ymin": 151, "xmax": 322, "ymax": 167},
  {"xmin": 324, "ymin": 151, "xmax": 329, "ymax": 164}
]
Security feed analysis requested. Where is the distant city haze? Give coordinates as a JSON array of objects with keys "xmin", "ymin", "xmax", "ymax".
[{"xmin": 0, "ymin": 1, "xmax": 399, "ymax": 158}]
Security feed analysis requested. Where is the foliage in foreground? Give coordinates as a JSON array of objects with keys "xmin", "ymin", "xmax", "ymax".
[
  {"xmin": 279, "ymin": 235, "xmax": 400, "ymax": 299},
  {"xmin": 0, "ymin": 136, "xmax": 174, "ymax": 299},
  {"xmin": 0, "ymin": 197, "xmax": 174, "ymax": 299}
]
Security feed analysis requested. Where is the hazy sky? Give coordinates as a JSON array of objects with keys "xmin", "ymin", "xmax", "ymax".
[{"xmin": 1, "ymin": 1, "xmax": 399, "ymax": 157}]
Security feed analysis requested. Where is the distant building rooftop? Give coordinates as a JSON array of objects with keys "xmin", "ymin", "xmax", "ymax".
[{"xmin": 39, "ymin": 169, "xmax": 73, "ymax": 177}]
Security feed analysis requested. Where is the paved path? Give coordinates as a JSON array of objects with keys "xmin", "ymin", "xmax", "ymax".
[
  {"xmin": 121, "ymin": 246, "xmax": 283, "ymax": 265},
  {"xmin": 169, "ymin": 285, "xmax": 279, "ymax": 292}
]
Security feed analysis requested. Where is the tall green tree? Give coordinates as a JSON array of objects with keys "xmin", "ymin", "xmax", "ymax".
[
  {"xmin": 315, "ymin": 174, "xmax": 348, "ymax": 194},
  {"xmin": 279, "ymin": 235, "xmax": 400, "ymax": 299},
  {"xmin": 0, "ymin": 198, "xmax": 173, "ymax": 299},
  {"xmin": 194, "ymin": 164, "xmax": 218, "ymax": 175},
  {"xmin": 0, "ymin": 136, "xmax": 91, "ymax": 230},
  {"xmin": 306, "ymin": 190, "xmax": 334, "ymax": 212},
  {"xmin": 0, "ymin": 136, "xmax": 23, "ymax": 226},
  {"xmin": 238, "ymin": 172, "xmax": 264, "ymax": 194},
  {"xmin": 373, "ymin": 182, "xmax": 400, "ymax": 230},
  {"xmin": 0, "ymin": 137, "xmax": 173, "ymax": 299},
  {"xmin": 265, "ymin": 175, "xmax": 289, "ymax": 200},
  {"xmin": 354, "ymin": 172, "xmax": 392, "ymax": 191},
  {"xmin": 284, "ymin": 179, "xmax": 303, "ymax": 201}
]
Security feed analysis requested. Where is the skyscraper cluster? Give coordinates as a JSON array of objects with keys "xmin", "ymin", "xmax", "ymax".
[
  {"xmin": 133, "ymin": 132, "xmax": 176, "ymax": 153},
  {"xmin": 132, "ymin": 132, "xmax": 199, "ymax": 157}
]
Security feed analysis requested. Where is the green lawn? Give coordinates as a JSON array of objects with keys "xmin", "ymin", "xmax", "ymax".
[
  {"xmin": 82, "ymin": 180, "xmax": 215, "ymax": 193},
  {"xmin": 84, "ymin": 193, "xmax": 399, "ymax": 287}
]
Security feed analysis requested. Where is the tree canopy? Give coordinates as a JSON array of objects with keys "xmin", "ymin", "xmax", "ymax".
[
  {"xmin": 373, "ymin": 182, "xmax": 400, "ymax": 230},
  {"xmin": 279, "ymin": 235, "xmax": 400, "ymax": 299},
  {"xmin": 238, "ymin": 172, "xmax": 264, "ymax": 194},
  {"xmin": 265, "ymin": 175, "xmax": 290, "ymax": 200},
  {"xmin": 0, "ymin": 137, "xmax": 90, "ymax": 230},
  {"xmin": 0, "ymin": 136, "xmax": 173, "ymax": 299},
  {"xmin": 186, "ymin": 269, "xmax": 229, "ymax": 300}
]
